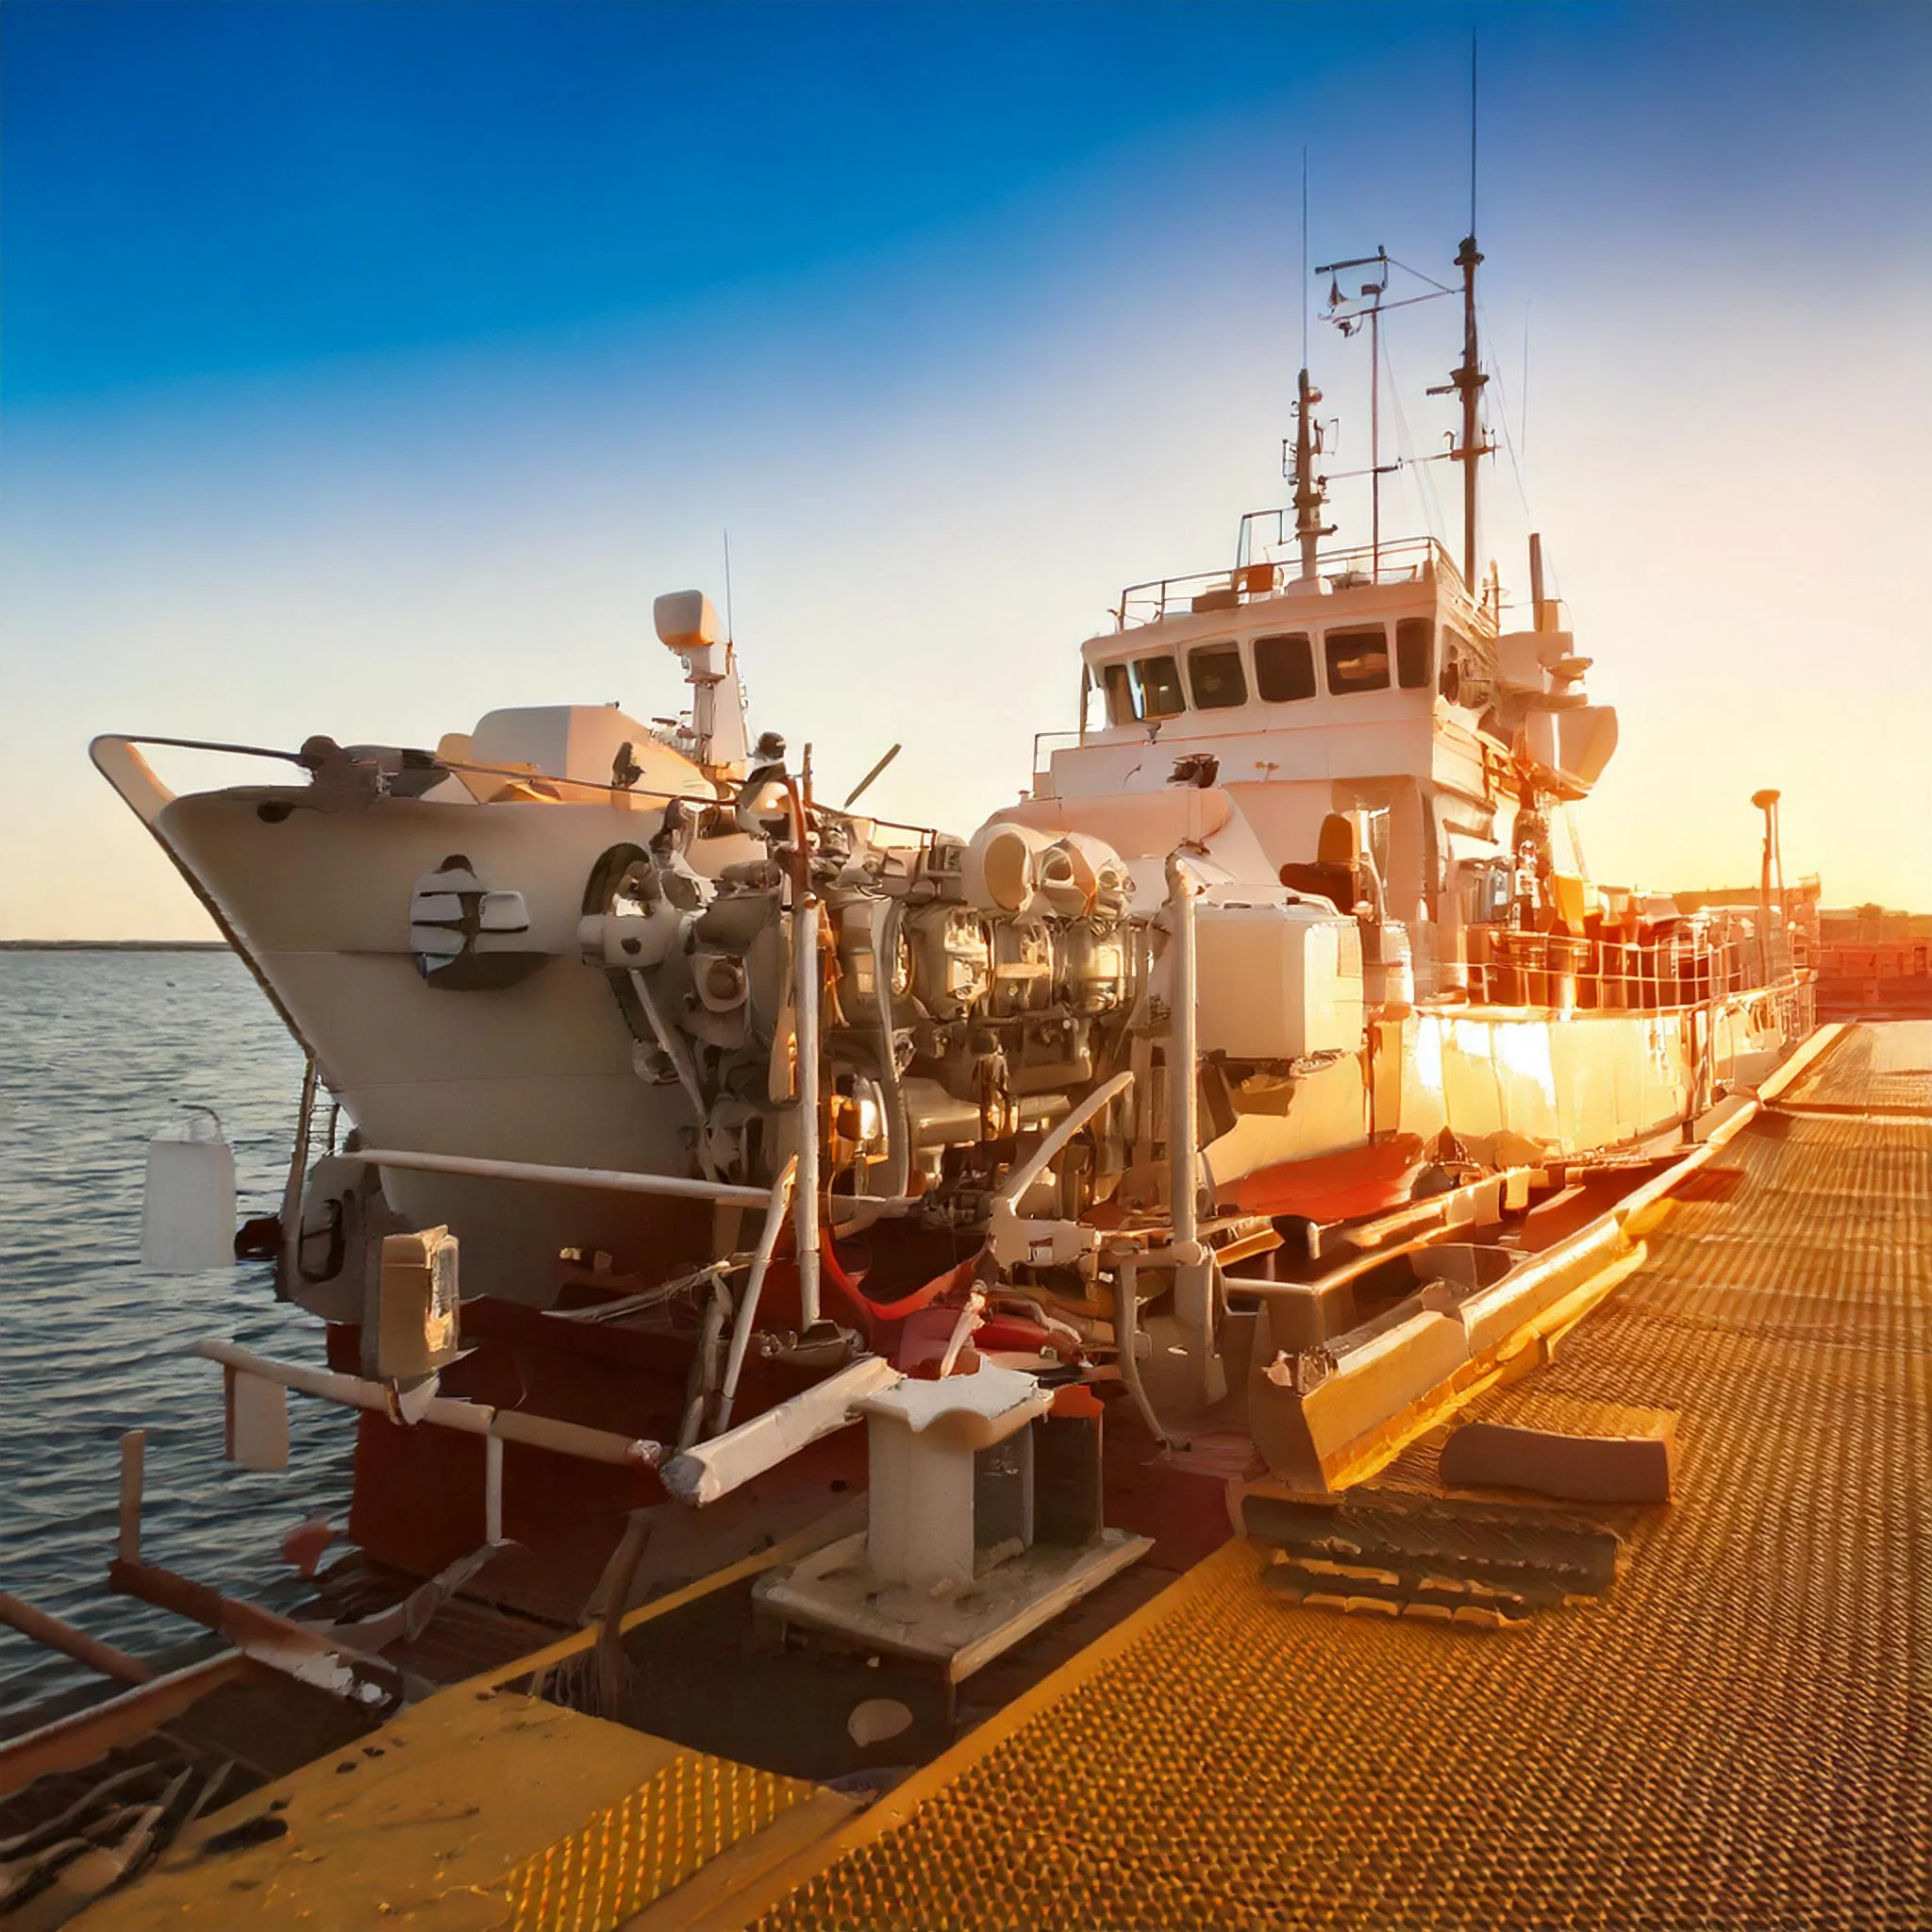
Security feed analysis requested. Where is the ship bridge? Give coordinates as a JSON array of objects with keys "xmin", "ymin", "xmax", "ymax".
[
  {"xmin": 1026, "ymin": 536, "xmax": 1503, "ymax": 891},
  {"xmin": 1060, "ymin": 538, "xmax": 1493, "ymax": 771}
]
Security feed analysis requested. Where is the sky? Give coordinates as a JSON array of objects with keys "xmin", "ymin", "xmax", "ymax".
[{"xmin": 3, "ymin": 0, "xmax": 1929, "ymax": 939}]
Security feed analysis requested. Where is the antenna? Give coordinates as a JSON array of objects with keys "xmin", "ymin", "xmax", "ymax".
[
  {"xmin": 1300, "ymin": 147, "xmax": 1309, "ymax": 372},
  {"xmin": 1444, "ymin": 30, "xmax": 1490, "ymax": 592},
  {"xmin": 1469, "ymin": 33, "xmax": 1478, "ymax": 238},
  {"xmin": 722, "ymin": 528, "xmax": 736, "ymax": 642},
  {"xmin": 1318, "ymin": 249, "xmax": 1395, "ymax": 574},
  {"xmin": 1522, "ymin": 301, "xmax": 1531, "ymax": 460}
]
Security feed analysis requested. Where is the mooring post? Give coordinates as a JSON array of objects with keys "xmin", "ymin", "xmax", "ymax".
[
  {"xmin": 118, "ymin": 1429, "xmax": 146, "ymax": 1565},
  {"xmin": 484, "ymin": 1433, "xmax": 504, "ymax": 1546}
]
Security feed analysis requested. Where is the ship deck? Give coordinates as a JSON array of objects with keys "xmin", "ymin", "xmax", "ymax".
[{"xmin": 54, "ymin": 1021, "xmax": 1932, "ymax": 1930}]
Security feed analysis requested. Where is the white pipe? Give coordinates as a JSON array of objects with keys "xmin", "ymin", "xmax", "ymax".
[
  {"xmin": 679, "ymin": 1274, "xmax": 733, "ymax": 1453},
  {"xmin": 1165, "ymin": 853, "xmax": 1200, "ymax": 1249},
  {"xmin": 356, "ymin": 1147, "xmax": 768, "ymax": 1208},
  {"xmin": 661, "ymin": 1355, "xmax": 902, "ymax": 1508},
  {"xmin": 828, "ymin": 1194, "xmax": 921, "ymax": 1236},
  {"xmin": 716, "ymin": 1158, "xmax": 798, "ymax": 1432},
  {"xmin": 794, "ymin": 897, "xmax": 823, "ymax": 1329},
  {"xmin": 1111, "ymin": 1252, "xmax": 1174, "ymax": 1450},
  {"xmin": 1165, "ymin": 854, "xmax": 1223, "ymax": 1402},
  {"xmin": 192, "ymin": 1340, "xmax": 662, "ymax": 1468},
  {"xmin": 936, "ymin": 1291, "xmax": 988, "ymax": 1377},
  {"xmin": 625, "ymin": 968, "xmax": 708, "ymax": 1121},
  {"xmin": 995, "ymin": 1071, "xmax": 1134, "ymax": 1210},
  {"xmin": 874, "ymin": 898, "xmax": 911, "ymax": 1199}
]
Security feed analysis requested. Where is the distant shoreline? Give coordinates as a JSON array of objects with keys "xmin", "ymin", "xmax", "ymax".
[{"xmin": 0, "ymin": 940, "xmax": 230, "ymax": 952}]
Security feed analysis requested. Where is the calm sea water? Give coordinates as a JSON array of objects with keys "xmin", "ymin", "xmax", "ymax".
[{"xmin": 0, "ymin": 950, "xmax": 355, "ymax": 1716}]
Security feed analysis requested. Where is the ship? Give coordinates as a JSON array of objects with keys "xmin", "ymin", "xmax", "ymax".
[{"xmin": 90, "ymin": 213, "xmax": 1813, "ymax": 1626}]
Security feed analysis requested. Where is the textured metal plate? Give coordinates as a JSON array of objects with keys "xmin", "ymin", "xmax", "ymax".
[
  {"xmin": 506, "ymin": 1752, "xmax": 821, "ymax": 1930},
  {"xmin": 759, "ymin": 1027, "xmax": 1931, "ymax": 1930},
  {"xmin": 1779, "ymin": 1018, "xmax": 1932, "ymax": 1114}
]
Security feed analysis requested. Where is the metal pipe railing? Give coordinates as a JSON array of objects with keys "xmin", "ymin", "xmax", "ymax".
[
  {"xmin": 1165, "ymin": 854, "xmax": 1201, "ymax": 1258},
  {"xmin": 355, "ymin": 1146, "xmax": 769, "ymax": 1208},
  {"xmin": 792, "ymin": 898, "xmax": 824, "ymax": 1330},
  {"xmin": 1451, "ymin": 931, "xmax": 1795, "ymax": 1013},
  {"xmin": 992, "ymin": 1071, "xmax": 1134, "ymax": 1213},
  {"xmin": 715, "ymin": 1158, "xmax": 800, "ymax": 1433},
  {"xmin": 1118, "ymin": 534, "xmax": 1460, "ymax": 628},
  {"xmin": 195, "ymin": 1339, "xmax": 663, "ymax": 1466},
  {"xmin": 195, "ymin": 1338, "xmax": 659, "ymax": 1558}
]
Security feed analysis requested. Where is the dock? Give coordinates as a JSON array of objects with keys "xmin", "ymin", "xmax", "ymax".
[{"xmin": 17, "ymin": 1021, "xmax": 1927, "ymax": 1930}]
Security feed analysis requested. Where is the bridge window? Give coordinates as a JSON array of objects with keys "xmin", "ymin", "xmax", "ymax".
[
  {"xmin": 1325, "ymin": 625, "xmax": 1391, "ymax": 693},
  {"xmin": 1188, "ymin": 642, "xmax": 1247, "ymax": 709},
  {"xmin": 1135, "ymin": 655, "xmax": 1185, "ymax": 719},
  {"xmin": 1100, "ymin": 654, "xmax": 1187, "ymax": 724},
  {"xmin": 1254, "ymin": 631, "xmax": 1316, "ymax": 703},
  {"xmin": 1081, "ymin": 667, "xmax": 1108, "ymax": 733},
  {"xmin": 1396, "ymin": 618, "xmax": 1433, "ymax": 690}
]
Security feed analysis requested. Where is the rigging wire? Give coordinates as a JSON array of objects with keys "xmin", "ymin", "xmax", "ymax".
[
  {"xmin": 1384, "ymin": 256, "xmax": 1456, "ymax": 297},
  {"xmin": 1522, "ymin": 300, "xmax": 1532, "ymax": 462},
  {"xmin": 1300, "ymin": 148, "xmax": 1310, "ymax": 374},
  {"xmin": 1477, "ymin": 295, "xmax": 1541, "ymax": 574},
  {"xmin": 1378, "ymin": 329, "xmax": 1447, "ymax": 547}
]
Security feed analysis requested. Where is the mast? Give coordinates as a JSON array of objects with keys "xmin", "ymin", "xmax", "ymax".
[
  {"xmin": 1290, "ymin": 366, "xmax": 1329, "ymax": 581},
  {"xmin": 1450, "ymin": 38, "xmax": 1490, "ymax": 592},
  {"xmin": 1450, "ymin": 233, "xmax": 1489, "ymax": 592},
  {"xmin": 1368, "ymin": 297, "xmax": 1382, "ymax": 575},
  {"xmin": 1318, "ymin": 249, "xmax": 1392, "ymax": 577}
]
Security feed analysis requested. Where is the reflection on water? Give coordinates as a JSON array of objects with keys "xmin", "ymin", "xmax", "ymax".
[{"xmin": 0, "ymin": 950, "xmax": 354, "ymax": 1716}]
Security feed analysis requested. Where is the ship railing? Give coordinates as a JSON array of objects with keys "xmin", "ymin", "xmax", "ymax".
[
  {"xmin": 1452, "ymin": 928, "xmax": 1794, "ymax": 1013},
  {"xmin": 1117, "ymin": 534, "xmax": 1465, "ymax": 630},
  {"xmin": 1031, "ymin": 729, "xmax": 1082, "ymax": 785}
]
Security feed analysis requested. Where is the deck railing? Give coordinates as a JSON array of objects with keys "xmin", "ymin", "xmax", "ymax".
[
  {"xmin": 1117, "ymin": 534, "xmax": 1474, "ymax": 630},
  {"xmin": 1449, "ymin": 925, "xmax": 1796, "ymax": 1013}
]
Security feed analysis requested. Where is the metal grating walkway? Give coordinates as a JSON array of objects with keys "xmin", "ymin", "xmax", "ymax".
[
  {"xmin": 1778, "ymin": 1018, "xmax": 1932, "ymax": 1116},
  {"xmin": 757, "ymin": 1025, "xmax": 1932, "ymax": 1931}
]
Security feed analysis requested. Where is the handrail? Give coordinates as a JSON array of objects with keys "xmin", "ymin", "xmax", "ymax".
[
  {"xmin": 1117, "ymin": 534, "xmax": 1481, "ymax": 631},
  {"xmin": 93, "ymin": 731, "xmax": 957, "ymax": 839},
  {"xmin": 1443, "ymin": 929, "xmax": 1799, "ymax": 1015},
  {"xmin": 1032, "ymin": 727, "xmax": 1082, "ymax": 770},
  {"xmin": 94, "ymin": 730, "xmax": 311, "ymax": 766},
  {"xmin": 92, "ymin": 729, "xmax": 709, "ymax": 807},
  {"xmin": 356, "ymin": 1146, "xmax": 770, "ymax": 1208},
  {"xmin": 193, "ymin": 1339, "xmax": 664, "ymax": 1468}
]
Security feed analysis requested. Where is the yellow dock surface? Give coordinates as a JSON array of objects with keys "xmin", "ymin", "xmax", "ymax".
[
  {"xmin": 757, "ymin": 1022, "xmax": 1931, "ymax": 1930},
  {"xmin": 73, "ymin": 1023, "xmax": 1929, "ymax": 1930},
  {"xmin": 71, "ymin": 1681, "xmax": 852, "ymax": 1930}
]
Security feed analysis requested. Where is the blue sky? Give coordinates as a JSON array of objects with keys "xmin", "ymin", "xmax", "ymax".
[{"xmin": 4, "ymin": 1, "xmax": 1929, "ymax": 934}]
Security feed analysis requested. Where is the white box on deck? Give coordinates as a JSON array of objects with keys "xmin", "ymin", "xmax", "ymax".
[
  {"xmin": 1192, "ymin": 897, "xmax": 1363, "ymax": 1060},
  {"xmin": 469, "ymin": 706, "xmax": 658, "ymax": 789},
  {"xmin": 377, "ymin": 1225, "xmax": 462, "ymax": 1381}
]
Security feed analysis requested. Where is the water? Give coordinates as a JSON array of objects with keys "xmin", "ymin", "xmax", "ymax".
[{"xmin": 0, "ymin": 950, "xmax": 354, "ymax": 1717}]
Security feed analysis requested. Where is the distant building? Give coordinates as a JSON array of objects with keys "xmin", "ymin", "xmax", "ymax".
[
  {"xmin": 1672, "ymin": 874, "xmax": 1820, "ymax": 925},
  {"xmin": 1814, "ymin": 902, "xmax": 1932, "ymax": 1019}
]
